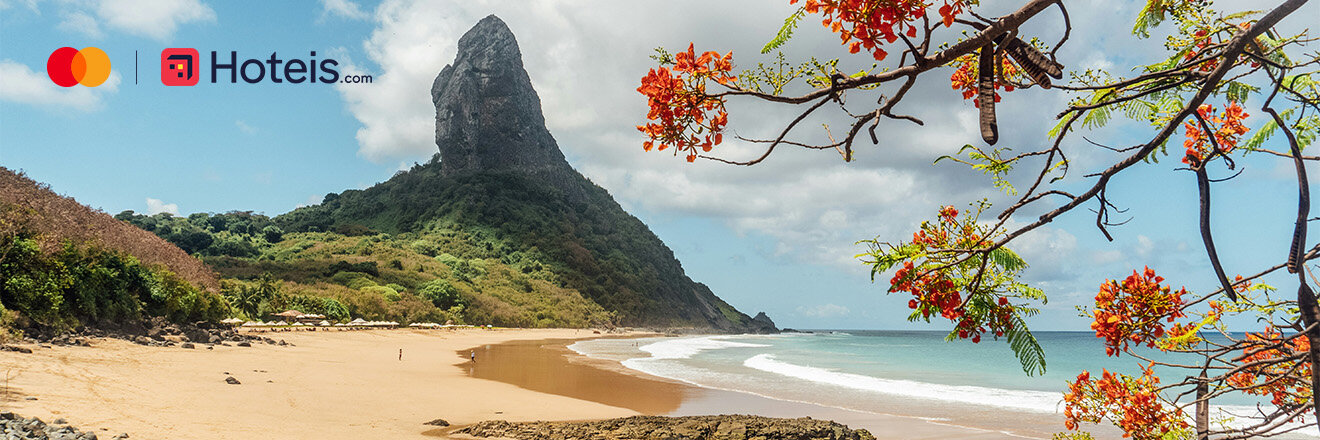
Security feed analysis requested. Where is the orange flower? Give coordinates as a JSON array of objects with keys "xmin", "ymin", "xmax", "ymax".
[
  {"xmin": 1089, "ymin": 267, "xmax": 1186, "ymax": 356},
  {"xmin": 636, "ymin": 43, "xmax": 736, "ymax": 162},
  {"xmin": 793, "ymin": 0, "xmax": 969, "ymax": 61},
  {"xmin": 889, "ymin": 205, "xmax": 1014, "ymax": 343},
  {"xmin": 1227, "ymin": 328, "xmax": 1314, "ymax": 416},
  {"xmin": 1062, "ymin": 366, "xmax": 1189, "ymax": 439},
  {"xmin": 1182, "ymin": 102, "xmax": 1249, "ymax": 165}
]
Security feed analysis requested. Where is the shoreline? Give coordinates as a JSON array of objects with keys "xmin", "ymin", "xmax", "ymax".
[
  {"xmin": 0, "ymin": 328, "xmax": 1055, "ymax": 440},
  {"xmin": 468, "ymin": 335, "xmax": 1042, "ymax": 440}
]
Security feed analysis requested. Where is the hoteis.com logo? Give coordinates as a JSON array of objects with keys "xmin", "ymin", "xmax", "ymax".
[
  {"xmin": 161, "ymin": 48, "xmax": 199, "ymax": 86},
  {"xmin": 156, "ymin": 49, "xmax": 370, "ymax": 86}
]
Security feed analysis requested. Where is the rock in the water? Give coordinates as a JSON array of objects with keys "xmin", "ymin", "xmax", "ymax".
[
  {"xmin": 749, "ymin": 312, "xmax": 778, "ymax": 334},
  {"xmin": 237, "ymin": 341, "xmax": 251, "ymax": 347},
  {"xmin": 224, "ymin": 376, "xmax": 241, "ymax": 385},
  {"xmin": 456, "ymin": 415, "xmax": 875, "ymax": 440},
  {"xmin": 423, "ymin": 418, "xmax": 450, "ymax": 427},
  {"xmin": 181, "ymin": 343, "xmax": 195, "ymax": 349}
]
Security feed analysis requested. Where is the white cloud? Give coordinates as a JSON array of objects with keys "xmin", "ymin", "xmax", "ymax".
[
  {"xmin": 57, "ymin": 10, "xmax": 103, "ymax": 39},
  {"xmin": 333, "ymin": 1, "xmax": 477, "ymax": 163},
  {"xmin": 797, "ymin": 303, "xmax": 850, "ymax": 318},
  {"xmin": 146, "ymin": 198, "xmax": 179, "ymax": 216},
  {"xmin": 0, "ymin": 60, "xmax": 120, "ymax": 112},
  {"xmin": 320, "ymin": 0, "xmax": 367, "ymax": 21},
  {"xmin": 93, "ymin": 0, "xmax": 215, "ymax": 41},
  {"xmin": 235, "ymin": 120, "xmax": 257, "ymax": 135}
]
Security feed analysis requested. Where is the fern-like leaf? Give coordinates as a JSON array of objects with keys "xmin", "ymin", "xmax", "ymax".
[
  {"xmin": 1007, "ymin": 315, "xmax": 1047, "ymax": 375},
  {"xmin": 762, "ymin": 7, "xmax": 807, "ymax": 54}
]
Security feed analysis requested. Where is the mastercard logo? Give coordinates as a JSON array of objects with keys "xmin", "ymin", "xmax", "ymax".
[{"xmin": 47, "ymin": 46, "xmax": 111, "ymax": 87}]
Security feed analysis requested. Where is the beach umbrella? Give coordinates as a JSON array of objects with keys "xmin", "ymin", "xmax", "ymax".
[
  {"xmin": 319, "ymin": 320, "xmax": 330, "ymax": 326},
  {"xmin": 275, "ymin": 320, "xmax": 289, "ymax": 326}
]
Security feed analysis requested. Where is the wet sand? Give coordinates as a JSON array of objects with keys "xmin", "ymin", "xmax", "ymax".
[{"xmin": 466, "ymin": 338, "xmax": 1035, "ymax": 439}]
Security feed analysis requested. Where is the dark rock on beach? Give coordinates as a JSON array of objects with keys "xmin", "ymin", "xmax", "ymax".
[
  {"xmin": 456, "ymin": 415, "xmax": 875, "ymax": 440},
  {"xmin": 0, "ymin": 413, "xmax": 107, "ymax": 440},
  {"xmin": 20, "ymin": 317, "xmax": 279, "ymax": 349},
  {"xmin": 424, "ymin": 418, "xmax": 450, "ymax": 427},
  {"xmin": 225, "ymin": 376, "xmax": 241, "ymax": 385}
]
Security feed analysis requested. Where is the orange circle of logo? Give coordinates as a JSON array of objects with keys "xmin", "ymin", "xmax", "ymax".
[{"xmin": 47, "ymin": 47, "xmax": 110, "ymax": 87}]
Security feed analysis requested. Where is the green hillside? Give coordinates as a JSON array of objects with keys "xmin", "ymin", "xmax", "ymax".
[
  {"xmin": 0, "ymin": 167, "xmax": 228, "ymax": 337},
  {"xmin": 273, "ymin": 160, "xmax": 756, "ymax": 329}
]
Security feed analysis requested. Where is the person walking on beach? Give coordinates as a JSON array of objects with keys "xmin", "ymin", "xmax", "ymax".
[
  {"xmin": 398, "ymin": 348, "xmax": 402, "ymax": 361},
  {"xmin": 470, "ymin": 351, "xmax": 476, "ymax": 363}
]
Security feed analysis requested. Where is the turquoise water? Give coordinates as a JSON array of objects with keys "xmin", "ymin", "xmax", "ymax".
[{"xmin": 569, "ymin": 330, "xmax": 1316, "ymax": 438}]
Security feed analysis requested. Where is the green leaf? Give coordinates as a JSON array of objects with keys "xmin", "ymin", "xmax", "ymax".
[
  {"xmin": 762, "ymin": 6, "xmax": 807, "ymax": 54},
  {"xmin": 989, "ymin": 247, "xmax": 1027, "ymax": 273},
  {"xmin": 1132, "ymin": 0, "xmax": 1166, "ymax": 38},
  {"xmin": 1007, "ymin": 315, "xmax": 1047, "ymax": 375}
]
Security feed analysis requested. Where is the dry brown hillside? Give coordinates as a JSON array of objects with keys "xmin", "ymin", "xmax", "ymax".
[{"xmin": 0, "ymin": 167, "xmax": 219, "ymax": 290}]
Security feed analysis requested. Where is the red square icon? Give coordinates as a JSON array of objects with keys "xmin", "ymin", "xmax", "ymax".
[{"xmin": 161, "ymin": 48, "xmax": 199, "ymax": 86}]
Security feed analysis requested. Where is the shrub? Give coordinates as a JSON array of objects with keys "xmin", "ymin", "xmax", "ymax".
[
  {"xmin": 409, "ymin": 240, "xmax": 439, "ymax": 257},
  {"xmin": 347, "ymin": 277, "xmax": 379, "ymax": 290},
  {"xmin": 419, "ymin": 279, "xmax": 464, "ymax": 309},
  {"xmin": 262, "ymin": 226, "xmax": 284, "ymax": 243},
  {"xmin": 362, "ymin": 285, "xmax": 400, "ymax": 302}
]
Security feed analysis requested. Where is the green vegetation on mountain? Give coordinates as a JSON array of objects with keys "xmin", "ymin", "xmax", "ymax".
[
  {"xmin": 0, "ymin": 167, "xmax": 227, "ymax": 337},
  {"xmin": 115, "ymin": 190, "xmax": 615, "ymax": 328},
  {"xmin": 273, "ymin": 160, "xmax": 759, "ymax": 329}
]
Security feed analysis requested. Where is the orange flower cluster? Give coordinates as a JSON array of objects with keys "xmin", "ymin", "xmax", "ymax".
[
  {"xmin": 1227, "ymin": 328, "xmax": 1314, "ymax": 413},
  {"xmin": 793, "ymin": 0, "xmax": 969, "ymax": 61},
  {"xmin": 637, "ymin": 43, "xmax": 735, "ymax": 162},
  {"xmin": 1090, "ymin": 268, "xmax": 1187, "ymax": 356},
  {"xmin": 948, "ymin": 51, "xmax": 1020, "ymax": 107},
  {"xmin": 1182, "ymin": 102, "xmax": 1249, "ymax": 165},
  {"xmin": 1062, "ymin": 367, "xmax": 1189, "ymax": 439},
  {"xmin": 1183, "ymin": 29, "xmax": 1220, "ymax": 72},
  {"xmin": 890, "ymin": 205, "xmax": 1012, "ymax": 344},
  {"xmin": 1183, "ymin": 23, "xmax": 1261, "ymax": 73}
]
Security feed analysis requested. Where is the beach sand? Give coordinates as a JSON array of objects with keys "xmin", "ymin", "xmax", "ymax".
[
  {"xmin": 0, "ymin": 329, "xmax": 1029, "ymax": 439},
  {"xmin": 0, "ymin": 329, "xmax": 636, "ymax": 440}
]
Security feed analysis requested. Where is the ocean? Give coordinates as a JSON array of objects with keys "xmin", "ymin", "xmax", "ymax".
[{"xmin": 568, "ymin": 330, "xmax": 1316, "ymax": 439}]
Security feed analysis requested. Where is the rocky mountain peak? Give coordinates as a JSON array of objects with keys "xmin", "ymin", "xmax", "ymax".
[{"xmin": 431, "ymin": 15, "xmax": 571, "ymax": 178}]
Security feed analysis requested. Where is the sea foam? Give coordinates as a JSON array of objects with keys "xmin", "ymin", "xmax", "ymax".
[
  {"xmin": 743, "ymin": 353, "xmax": 1062, "ymax": 413},
  {"xmin": 635, "ymin": 336, "xmax": 771, "ymax": 360}
]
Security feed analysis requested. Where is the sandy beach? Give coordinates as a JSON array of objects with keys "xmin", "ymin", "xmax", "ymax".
[
  {"xmin": 0, "ymin": 329, "xmax": 638, "ymax": 440},
  {"xmin": 0, "ymin": 329, "xmax": 1030, "ymax": 440}
]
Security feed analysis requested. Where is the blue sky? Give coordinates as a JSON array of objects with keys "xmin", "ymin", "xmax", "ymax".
[{"xmin": 1, "ymin": 0, "xmax": 1316, "ymax": 333}]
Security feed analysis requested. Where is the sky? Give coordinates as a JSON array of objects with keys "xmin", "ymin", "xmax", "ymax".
[{"xmin": 1, "ymin": 0, "xmax": 1317, "ymax": 332}]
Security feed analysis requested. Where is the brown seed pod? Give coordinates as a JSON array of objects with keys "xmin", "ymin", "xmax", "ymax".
[
  {"xmin": 1003, "ymin": 38, "xmax": 1064, "ymax": 87},
  {"xmin": 978, "ymin": 44, "xmax": 998, "ymax": 145}
]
